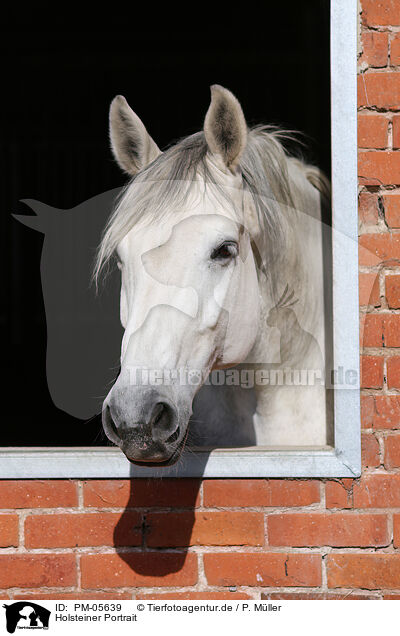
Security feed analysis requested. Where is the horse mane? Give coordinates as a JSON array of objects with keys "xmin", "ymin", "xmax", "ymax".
[{"xmin": 94, "ymin": 125, "xmax": 329, "ymax": 288}]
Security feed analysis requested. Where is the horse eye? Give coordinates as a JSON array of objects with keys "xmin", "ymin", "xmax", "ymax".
[{"xmin": 210, "ymin": 241, "xmax": 238, "ymax": 261}]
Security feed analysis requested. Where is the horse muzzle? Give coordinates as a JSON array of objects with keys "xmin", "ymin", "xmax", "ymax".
[{"xmin": 102, "ymin": 385, "xmax": 189, "ymax": 465}]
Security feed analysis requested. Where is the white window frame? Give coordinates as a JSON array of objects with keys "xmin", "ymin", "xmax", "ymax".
[{"xmin": 0, "ymin": 0, "xmax": 360, "ymax": 478}]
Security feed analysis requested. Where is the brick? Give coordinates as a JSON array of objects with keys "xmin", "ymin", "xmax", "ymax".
[
  {"xmin": 267, "ymin": 513, "xmax": 387, "ymax": 547},
  {"xmin": 361, "ymin": 0, "xmax": 400, "ymax": 26},
  {"xmin": 361, "ymin": 314, "xmax": 400, "ymax": 348},
  {"xmin": 386, "ymin": 274, "xmax": 400, "ymax": 308},
  {"xmin": 0, "ymin": 481, "xmax": 77, "ymax": 509},
  {"xmin": 359, "ymin": 152, "xmax": 400, "ymax": 186},
  {"xmin": 358, "ymin": 116, "xmax": 387, "ymax": 149},
  {"xmin": 392, "ymin": 34, "xmax": 400, "ymax": 65},
  {"xmin": 362, "ymin": 432, "xmax": 381, "ymax": 467},
  {"xmin": 325, "ymin": 480, "xmax": 354, "ymax": 509},
  {"xmin": 360, "ymin": 314, "xmax": 384, "ymax": 347},
  {"xmin": 203, "ymin": 480, "xmax": 319, "ymax": 507},
  {"xmin": 0, "ymin": 555, "xmax": 76, "ymax": 589},
  {"xmin": 383, "ymin": 315, "xmax": 400, "ymax": 347},
  {"xmin": 137, "ymin": 592, "xmax": 251, "ymax": 600},
  {"xmin": 83, "ymin": 479, "xmax": 201, "ymax": 508},
  {"xmin": 83, "ymin": 481, "xmax": 131, "ymax": 507},
  {"xmin": 261, "ymin": 592, "xmax": 378, "ymax": 600},
  {"xmin": 374, "ymin": 395, "xmax": 400, "ymax": 428},
  {"xmin": 360, "ymin": 32, "xmax": 388, "ymax": 68},
  {"xmin": 24, "ymin": 512, "xmax": 142, "ymax": 548},
  {"xmin": 384, "ymin": 594, "xmax": 400, "ymax": 599},
  {"xmin": 360, "ymin": 355, "xmax": 384, "ymax": 388},
  {"xmin": 358, "ymin": 192, "xmax": 380, "ymax": 224},
  {"xmin": 146, "ymin": 511, "xmax": 264, "ymax": 547},
  {"xmin": 14, "ymin": 592, "xmax": 132, "ymax": 600},
  {"xmin": 0, "ymin": 515, "xmax": 18, "ymax": 547},
  {"xmin": 358, "ymin": 73, "xmax": 400, "ymax": 109},
  {"xmin": 204, "ymin": 553, "xmax": 321, "ymax": 587},
  {"xmin": 394, "ymin": 514, "xmax": 400, "ymax": 547},
  {"xmin": 327, "ymin": 554, "xmax": 400, "ymax": 589},
  {"xmin": 383, "ymin": 194, "xmax": 400, "ymax": 227},
  {"xmin": 353, "ymin": 474, "xmax": 400, "ymax": 507},
  {"xmin": 359, "ymin": 233, "xmax": 400, "ymax": 266},
  {"xmin": 81, "ymin": 553, "xmax": 197, "ymax": 588},
  {"xmin": 393, "ymin": 115, "xmax": 400, "ymax": 149},
  {"xmin": 361, "ymin": 395, "xmax": 375, "ymax": 429},
  {"xmin": 359, "ymin": 273, "xmax": 380, "ymax": 306},
  {"xmin": 384, "ymin": 435, "xmax": 400, "ymax": 468},
  {"xmin": 387, "ymin": 356, "xmax": 400, "ymax": 388}
]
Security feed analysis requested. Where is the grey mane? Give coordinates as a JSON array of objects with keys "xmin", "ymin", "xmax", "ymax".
[{"xmin": 94, "ymin": 125, "xmax": 328, "ymax": 293}]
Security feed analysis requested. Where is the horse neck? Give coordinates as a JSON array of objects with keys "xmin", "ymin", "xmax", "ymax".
[{"xmin": 250, "ymin": 158, "xmax": 327, "ymax": 372}]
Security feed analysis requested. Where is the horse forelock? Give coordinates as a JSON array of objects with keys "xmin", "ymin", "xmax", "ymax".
[{"xmin": 94, "ymin": 126, "xmax": 309, "ymax": 290}]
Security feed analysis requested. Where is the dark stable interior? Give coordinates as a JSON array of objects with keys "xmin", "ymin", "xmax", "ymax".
[{"xmin": 1, "ymin": 2, "xmax": 331, "ymax": 445}]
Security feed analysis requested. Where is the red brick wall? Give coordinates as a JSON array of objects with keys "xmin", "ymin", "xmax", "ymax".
[{"xmin": 1, "ymin": 0, "xmax": 400, "ymax": 601}]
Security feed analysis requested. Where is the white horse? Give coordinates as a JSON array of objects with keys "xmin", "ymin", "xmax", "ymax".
[{"xmin": 95, "ymin": 85, "xmax": 332, "ymax": 466}]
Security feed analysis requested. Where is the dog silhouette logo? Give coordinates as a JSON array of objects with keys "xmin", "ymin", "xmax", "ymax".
[{"xmin": 3, "ymin": 602, "xmax": 50, "ymax": 633}]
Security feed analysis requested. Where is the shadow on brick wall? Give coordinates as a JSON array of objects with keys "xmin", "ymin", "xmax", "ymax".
[{"xmin": 112, "ymin": 461, "xmax": 210, "ymax": 583}]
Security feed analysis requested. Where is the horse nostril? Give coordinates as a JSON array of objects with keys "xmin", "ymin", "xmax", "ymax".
[
  {"xmin": 150, "ymin": 402, "xmax": 172, "ymax": 428},
  {"xmin": 150, "ymin": 402, "xmax": 180, "ymax": 444},
  {"xmin": 165, "ymin": 426, "xmax": 180, "ymax": 445},
  {"xmin": 152, "ymin": 403, "xmax": 165, "ymax": 425}
]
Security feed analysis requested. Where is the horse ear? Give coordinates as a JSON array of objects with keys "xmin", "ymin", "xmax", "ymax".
[
  {"xmin": 204, "ymin": 85, "xmax": 247, "ymax": 170},
  {"xmin": 12, "ymin": 200, "xmax": 60, "ymax": 234},
  {"xmin": 109, "ymin": 95, "xmax": 162, "ymax": 176}
]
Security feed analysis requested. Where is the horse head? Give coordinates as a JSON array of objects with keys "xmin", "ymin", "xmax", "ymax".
[{"xmin": 98, "ymin": 86, "xmax": 263, "ymax": 465}]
